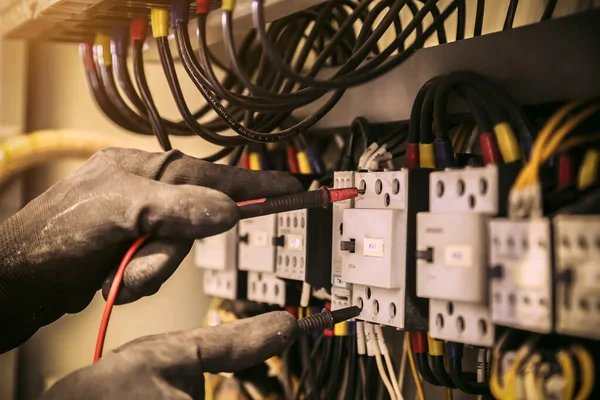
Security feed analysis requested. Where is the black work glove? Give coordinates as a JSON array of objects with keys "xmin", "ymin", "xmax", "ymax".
[
  {"xmin": 0, "ymin": 148, "xmax": 301, "ymax": 353},
  {"xmin": 42, "ymin": 311, "xmax": 300, "ymax": 400}
]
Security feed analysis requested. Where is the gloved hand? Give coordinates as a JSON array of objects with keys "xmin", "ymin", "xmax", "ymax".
[
  {"xmin": 0, "ymin": 148, "xmax": 301, "ymax": 353},
  {"xmin": 42, "ymin": 311, "xmax": 300, "ymax": 400}
]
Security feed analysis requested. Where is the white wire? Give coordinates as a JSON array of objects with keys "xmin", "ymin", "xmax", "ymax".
[
  {"xmin": 358, "ymin": 142, "xmax": 379, "ymax": 169},
  {"xmin": 365, "ymin": 144, "xmax": 387, "ymax": 170},
  {"xmin": 300, "ymin": 282, "xmax": 311, "ymax": 307},
  {"xmin": 376, "ymin": 353, "xmax": 398, "ymax": 400},
  {"xmin": 374, "ymin": 325, "xmax": 404, "ymax": 400}
]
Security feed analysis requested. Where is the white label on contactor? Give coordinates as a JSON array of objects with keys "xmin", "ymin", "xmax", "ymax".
[
  {"xmin": 363, "ymin": 238, "xmax": 384, "ymax": 258},
  {"xmin": 285, "ymin": 234, "xmax": 304, "ymax": 251},
  {"xmin": 252, "ymin": 231, "xmax": 268, "ymax": 247},
  {"xmin": 445, "ymin": 246, "xmax": 473, "ymax": 268}
]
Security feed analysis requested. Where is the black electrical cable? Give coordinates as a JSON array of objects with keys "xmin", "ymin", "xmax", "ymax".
[
  {"xmin": 99, "ymin": 64, "xmax": 195, "ymax": 136},
  {"xmin": 409, "ymin": 77, "xmax": 439, "ymax": 143},
  {"xmin": 157, "ymin": 36, "xmax": 248, "ymax": 146},
  {"xmin": 431, "ymin": 356, "xmax": 457, "ymax": 388},
  {"xmin": 344, "ymin": 338, "xmax": 357, "ymax": 400},
  {"xmin": 323, "ymin": 337, "xmax": 345, "ymax": 399},
  {"xmin": 251, "ymin": 0, "xmax": 405, "ymax": 90},
  {"xmin": 455, "ymin": 0, "xmax": 466, "ymax": 40},
  {"xmin": 415, "ymin": 353, "xmax": 442, "ymax": 386},
  {"xmin": 449, "ymin": 358, "xmax": 490, "ymax": 395},
  {"xmin": 307, "ymin": 336, "xmax": 333, "ymax": 399},
  {"xmin": 178, "ymin": 21, "xmax": 347, "ymax": 142},
  {"xmin": 440, "ymin": 71, "xmax": 535, "ymax": 157},
  {"xmin": 294, "ymin": 335, "xmax": 324, "ymax": 400},
  {"xmin": 419, "ymin": 83, "xmax": 437, "ymax": 143},
  {"xmin": 415, "ymin": 0, "xmax": 448, "ymax": 44},
  {"xmin": 112, "ymin": 54, "xmax": 147, "ymax": 115},
  {"xmin": 252, "ymin": 0, "xmax": 456, "ymax": 90},
  {"xmin": 474, "ymin": 0, "xmax": 485, "ymax": 36},
  {"xmin": 227, "ymin": 145, "xmax": 244, "ymax": 166},
  {"xmin": 133, "ymin": 40, "xmax": 172, "ymax": 151},
  {"xmin": 541, "ymin": 0, "xmax": 558, "ymax": 20},
  {"xmin": 503, "ymin": 0, "xmax": 519, "ymax": 30},
  {"xmin": 81, "ymin": 47, "xmax": 143, "ymax": 132}
]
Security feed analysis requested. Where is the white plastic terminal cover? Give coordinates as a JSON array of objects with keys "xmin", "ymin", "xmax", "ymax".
[
  {"xmin": 342, "ymin": 208, "xmax": 407, "ymax": 289},
  {"xmin": 238, "ymin": 215, "xmax": 277, "ymax": 273},
  {"xmin": 416, "ymin": 212, "xmax": 488, "ymax": 303},
  {"xmin": 194, "ymin": 225, "xmax": 238, "ymax": 270},
  {"xmin": 429, "ymin": 165, "xmax": 499, "ymax": 214}
]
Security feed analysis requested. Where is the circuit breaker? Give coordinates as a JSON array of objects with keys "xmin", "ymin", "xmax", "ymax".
[
  {"xmin": 489, "ymin": 218, "xmax": 553, "ymax": 333},
  {"xmin": 238, "ymin": 215, "xmax": 278, "ymax": 273},
  {"xmin": 275, "ymin": 208, "xmax": 332, "ymax": 289},
  {"xmin": 341, "ymin": 169, "xmax": 430, "ymax": 329},
  {"xmin": 554, "ymin": 215, "xmax": 600, "ymax": 340},
  {"xmin": 195, "ymin": 226, "xmax": 245, "ymax": 299},
  {"xmin": 417, "ymin": 164, "xmax": 519, "ymax": 346},
  {"xmin": 331, "ymin": 171, "xmax": 355, "ymax": 311}
]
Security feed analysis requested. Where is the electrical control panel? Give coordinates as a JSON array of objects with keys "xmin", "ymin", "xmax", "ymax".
[
  {"xmin": 238, "ymin": 215, "xmax": 278, "ymax": 273},
  {"xmin": 417, "ymin": 165, "xmax": 518, "ymax": 346},
  {"xmin": 554, "ymin": 215, "xmax": 600, "ymax": 340},
  {"xmin": 489, "ymin": 218, "xmax": 553, "ymax": 333},
  {"xmin": 341, "ymin": 169, "xmax": 430, "ymax": 329},
  {"xmin": 203, "ymin": 269, "xmax": 241, "ymax": 299},
  {"xmin": 275, "ymin": 208, "xmax": 332, "ymax": 289},
  {"xmin": 331, "ymin": 171, "xmax": 355, "ymax": 311}
]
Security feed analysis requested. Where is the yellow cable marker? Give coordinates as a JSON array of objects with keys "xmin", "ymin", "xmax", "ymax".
[
  {"xmin": 426, "ymin": 334, "xmax": 444, "ymax": 357},
  {"xmin": 494, "ymin": 122, "xmax": 521, "ymax": 163},
  {"xmin": 249, "ymin": 152, "xmax": 261, "ymax": 171},
  {"xmin": 221, "ymin": 0, "xmax": 237, "ymax": 11},
  {"xmin": 334, "ymin": 321, "xmax": 348, "ymax": 336},
  {"xmin": 419, "ymin": 142, "xmax": 436, "ymax": 168},
  {"xmin": 151, "ymin": 8, "xmax": 170, "ymax": 38},
  {"xmin": 94, "ymin": 33, "xmax": 112, "ymax": 67},
  {"xmin": 297, "ymin": 151, "xmax": 312, "ymax": 174},
  {"xmin": 578, "ymin": 148, "xmax": 600, "ymax": 189}
]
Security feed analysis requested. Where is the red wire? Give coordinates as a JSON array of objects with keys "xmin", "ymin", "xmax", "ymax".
[{"xmin": 94, "ymin": 235, "xmax": 149, "ymax": 362}]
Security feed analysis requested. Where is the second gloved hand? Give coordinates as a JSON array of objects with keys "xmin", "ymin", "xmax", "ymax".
[
  {"xmin": 42, "ymin": 311, "xmax": 300, "ymax": 400},
  {"xmin": 0, "ymin": 148, "xmax": 301, "ymax": 353}
]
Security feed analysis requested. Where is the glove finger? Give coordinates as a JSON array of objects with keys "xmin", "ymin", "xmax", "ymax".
[
  {"xmin": 122, "ymin": 177, "xmax": 239, "ymax": 238},
  {"xmin": 186, "ymin": 311, "xmax": 299, "ymax": 373},
  {"xmin": 101, "ymin": 239, "xmax": 192, "ymax": 305},
  {"xmin": 95, "ymin": 148, "xmax": 303, "ymax": 201}
]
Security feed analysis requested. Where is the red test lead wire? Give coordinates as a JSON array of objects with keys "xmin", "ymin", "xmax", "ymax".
[{"xmin": 94, "ymin": 235, "xmax": 149, "ymax": 362}]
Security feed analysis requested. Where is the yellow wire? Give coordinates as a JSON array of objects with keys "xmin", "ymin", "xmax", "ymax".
[
  {"xmin": 515, "ymin": 102, "xmax": 600, "ymax": 189},
  {"xmin": 557, "ymin": 350, "xmax": 576, "ymax": 400},
  {"xmin": 405, "ymin": 332, "xmax": 425, "ymax": 400},
  {"xmin": 490, "ymin": 332, "xmax": 510, "ymax": 399},
  {"xmin": 523, "ymin": 354, "xmax": 542, "ymax": 400},
  {"xmin": 578, "ymin": 148, "xmax": 600, "ymax": 189},
  {"xmin": 534, "ymin": 364, "xmax": 550, "ymax": 399},
  {"xmin": 572, "ymin": 345, "xmax": 595, "ymax": 400},
  {"xmin": 444, "ymin": 388, "xmax": 453, "ymax": 400},
  {"xmin": 503, "ymin": 336, "xmax": 540, "ymax": 400}
]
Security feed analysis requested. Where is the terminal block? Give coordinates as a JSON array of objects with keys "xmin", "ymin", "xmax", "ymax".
[
  {"xmin": 275, "ymin": 208, "xmax": 332, "ymax": 289},
  {"xmin": 246, "ymin": 272, "xmax": 303, "ymax": 306},
  {"xmin": 203, "ymin": 269, "xmax": 246, "ymax": 299},
  {"xmin": 417, "ymin": 164, "xmax": 519, "ymax": 346},
  {"xmin": 238, "ymin": 215, "xmax": 278, "ymax": 273},
  {"xmin": 489, "ymin": 218, "xmax": 553, "ymax": 333},
  {"xmin": 331, "ymin": 171, "xmax": 355, "ymax": 311},
  {"xmin": 341, "ymin": 169, "xmax": 430, "ymax": 329},
  {"xmin": 554, "ymin": 215, "xmax": 600, "ymax": 339}
]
